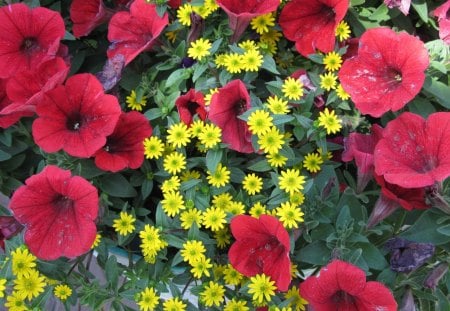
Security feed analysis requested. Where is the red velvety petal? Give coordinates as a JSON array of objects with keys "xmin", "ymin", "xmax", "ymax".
[
  {"xmin": 70, "ymin": 0, "xmax": 112, "ymax": 38},
  {"xmin": 107, "ymin": 1, "xmax": 168, "ymax": 65},
  {"xmin": 94, "ymin": 111, "xmax": 152, "ymax": 172},
  {"xmin": 426, "ymin": 112, "xmax": 450, "ymax": 182},
  {"xmin": 175, "ymin": 89, "xmax": 207, "ymax": 126},
  {"xmin": 355, "ymin": 281, "xmax": 398, "ymax": 311},
  {"xmin": 217, "ymin": 0, "xmax": 280, "ymax": 15},
  {"xmin": 228, "ymin": 240, "xmax": 263, "ymax": 276},
  {"xmin": 262, "ymin": 249, "xmax": 291, "ymax": 291}
]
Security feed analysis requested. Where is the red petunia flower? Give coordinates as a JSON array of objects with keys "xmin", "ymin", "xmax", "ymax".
[
  {"xmin": 338, "ymin": 27, "xmax": 429, "ymax": 117},
  {"xmin": 94, "ymin": 111, "xmax": 152, "ymax": 172},
  {"xmin": 216, "ymin": 0, "xmax": 280, "ymax": 43},
  {"xmin": 374, "ymin": 112, "xmax": 450, "ymax": 188},
  {"xmin": 228, "ymin": 214, "xmax": 291, "ymax": 291},
  {"xmin": 434, "ymin": 1, "xmax": 450, "ymax": 44},
  {"xmin": 107, "ymin": 0, "xmax": 169, "ymax": 65},
  {"xmin": 384, "ymin": 0, "xmax": 411, "ymax": 15},
  {"xmin": 0, "ymin": 3, "xmax": 65, "ymax": 79},
  {"xmin": 70, "ymin": 0, "xmax": 114, "ymax": 38},
  {"xmin": 0, "ymin": 215, "xmax": 23, "ymax": 250},
  {"xmin": 279, "ymin": 0, "xmax": 349, "ymax": 57},
  {"xmin": 9, "ymin": 165, "xmax": 99, "ymax": 260},
  {"xmin": 342, "ymin": 124, "xmax": 383, "ymax": 193},
  {"xmin": 175, "ymin": 89, "xmax": 207, "ymax": 126},
  {"xmin": 0, "ymin": 78, "xmax": 34, "ymax": 129},
  {"xmin": 32, "ymin": 73, "xmax": 121, "ymax": 158},
  {"xmin": 300, "ymin": 260, "xmax": 397, "ymax": 311},
  {"xmin": 208, "ymin": 80, "xmax": 253, "ymax": 153}
]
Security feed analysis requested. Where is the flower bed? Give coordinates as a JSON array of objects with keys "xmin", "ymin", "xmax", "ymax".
[{"xmin": 0, "ymin": 0, "xmax": 449, "ymax": 310}]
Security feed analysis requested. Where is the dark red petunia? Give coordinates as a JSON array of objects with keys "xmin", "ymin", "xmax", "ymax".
[
  {"xmin": 32, "ymin": 73, "xmax": 121, "ymax": 158},
  {"xmin": 94, "ymin": 111, "xmax": 152, "ymax": 172},
  {"xmin": 374, "ymin": 112, "xmax": 450, "ymax": 188},
  {"xmin": 208, "ymin": 79, "xmax": 253, "ymax": 153},
  {"xmin": 279, "ymin": 0, "xmax": 349, "ymax": 57},
  {"xmin": 338, "ymin": 27, "xmax": 429, "ymax": 117},
  {"xmin": 434, "ymin": 1, "xmax": 450, "ymax": 44},
  {"xmin": 229, "ymin": 214, "xmax": 291, "ymax": 291},
  {"xmin": 300, "ymin": 260, "xmax": 397, "ymax": 311},
  {"xmin": 9, "ymin": 165, "xmax": 98, "ymax": 260},
  {"xmin": 0, "ymin": 78, "xmax": 34, "ymax": 129},
  {"xmin": 167, "ymin": 0, "xmax": 182, "ymax": 9},
  {"xmin": 384, "ymin": 0, "xmax": 411, "ymax": 15},
  {"xmin": 0, "ymin": 3, "xmax": 65, "ymax": 79},
  {"xmin": 107, "ymin": 0, "xmax": 169, "ymax": 65},
  {"xmin": 70, "ymin": 0, "xmax": 114, "ymax": 38},
  {"xmin": 341, "ymin": 124, "xmax": 383, "ymax": 193},
  {"xmin": 0, "ymin": 215, "xmax": 23, "ymax": 250},
  {"xmin": 175, "ymin": 89, "xmax": 207, "ymax": 126},
  {"xmin": 216, "ymin": 0, "xmax": 280, "ymax": 42}
]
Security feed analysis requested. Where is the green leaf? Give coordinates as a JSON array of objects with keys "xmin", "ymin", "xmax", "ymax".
[
  {"xmin": 422, "ymin": 77, "xmax": 450, "ymax": 109},
  {"xmin": 165, "ymin": 68, "xmax": 190, "ymax": 89},
  {"xmin": 400, "ymin": 210, "xmax": 450, "ymax": 245},
  {"xmin": 99, "ymin": 174, "xmax": 137, "ymax": 198},
  {"xmin": 205, "ymin": 149, "xmax": 223, "ymax": 173},
  {"xmin": 261, "ymin": 55, "xmax": 280, "ymax": 74},
  {"xmin": 412, "ymin": 0, "xmax": 428, "ymax": 23},
  {"xmin": 192, "ymin": 62, "xmax": 208, "ymax": 82},
  {"xmin": 358, "ymin": 243, "xmax": 388, "ymax": 270},
  {"xmin": 105, "ymin": 255, "xmax": 119, "ymax": 288},
  {"xmin": 247, "ymin": 160, "xmax": 271, "ymax": 172},
  {"xmin": 336, "ymin": 205, "xmax": 351, "ymax": 228},
  {"xmin": 166, "ymin": 234, "xmax": 185, "ymax": 249},
  {"xmin": 296, "ymin": 241, "xmax": 330, "ymax": 265}
]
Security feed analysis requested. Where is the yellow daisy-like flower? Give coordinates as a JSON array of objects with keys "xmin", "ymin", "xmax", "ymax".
[
  {"xmin": 323, "ymin": 51, "xmax": 343, "ymax": 72},
  {"xmin": 167, "ymin": 123, "xmax": 191, "ymax": 148},
  {"xmin": 180, "ymin": 208, "xmax": 203, "ymax": 230},
  {"xmin": 204, "ymin": 88, "xmax": 219, "ymax": 106},
  {"xmin": 91, "ymin": 233, "xmax": 101, "ymax": 249},
  {"xmin": 188, "ymin": 119, "xmax": 205, "ymax": 137},
  {"xmin": 267, "ymin": 95, "xmax": 290, "ymax": 114},
  {"xmin": 5, "ymin": 291, "xmax": 28, "ymax": 311},
  {"xmin": 161, "ymin": 175, "xmax": 181, "ymax": 194},
  {"xmin": 226, "ymin": 201, "xmax": 246, "ymax": 215},
  {"xmin": 140, "ymin": 225, "xmax": 166, "ymax": 261},
  {"xmin": 248, "ymin": 274, "xmax": 277, "ymax": 304},
  {"xmin": 143, "ymin": 136, "xmax": 164, "ymax": 159},
  {"xmin": 258, "ymin": 126, "xmax": 285, "ymax": 154},
  {"xmin": 282, "ymin": 77, "xmax": 304, "ymax": 101},
  {"xmin": 212, "ymin": 193, "xmax": 233, "ymax": 209},
  {"xmin": 0, "ymin": 278, "xmax": 6, "ymax": 298},
  {"xmin": 258, "ymin": 39, "xmax": 278, "ymax": 55},
  {"xmin": 181, "ymin": 240, "xmax": 206, "ymax": 264},
  {"xmin": 223, "ymin": 264, "xmax": 244, "ymax": 286},
  {"xmin": 163, "ymin": 151, "xmax": 186, "ymax": 175},
  {"xmin": 260, "ymin": 28, "xmax": 283, "ymax": 43},
  {"xmin": 200, "ymin": 281, "xmax": 225, "ymax": 307},
  {"xmin": 241, "ymin": 49, "xmax": 263, "ymax": 72},
  {"xmin": 161, "ymin": 191, "xmax": 185, "ymax": 217},
  {"xmin": 14, "ymin": 269, "xmax": 46, "ymax": 300},
  {"xmin": 11, "ymin": 247, "xmax": 37, "ymax": 278},
  {"xmin": 290, "ymin": 192, "xmax": 305, "ymax": 207},
  {"xmin": 224, "ymin": 298, "xmax": 249, "ymax": 311},
  {"xmin": 188, "ymin": 38, "xmax": 212, "ymax": 61},
  {"xmin": 320, "ymin": 72, "xmax": 338, "ymax": 91},
  {"xmin": 207, "ymin": 163, "xmax": 230, "ymax": 187},
  {"xmin": 190, "ymin": 255, "xmax": 213, "ymax": 278},
  {"xmin": 303, "ymin": 152, "xmax": 324, "ymax": 173},
  {"xmin": 198, "ymin": 123, "xmax": 222, "ymax": 149},
  {"xmin": 112, "ymin": 211, "xmax": 136, "ymax": 236},
  {"xmin": 238, "ymin": 40, "xmax": 258, "ymax": 51},
  {"xmin": 266, "ymin": 152, "xmax": 288, "ymax": 168},
  {"xmin": 204, "ymin": 0, "xmax": 219, "ymax": 13},
  {"xmin": 335, "ymin": 20, "xmax": 351, "ymax": 41},
  {"xmin": 285, "ymin": 286, "xmax": 308, "ymax": 311},
  {"xmin": 177, "ymin": 4, "xmax": 193, "ymax": 27},
  {"xmin": 193, "ymin": 5, "xmax": 211, "ymax": 18},
  {"xmin": 318, "ymin": 108, "xmax": 342, "ymax": 135},
  {"xmin": 224, "ymin": 53, "xmax": 244, "ymax": 74},
  {"xmin": 163, "ymin": 297, "xmax": 187, "ymax": 311},
  {"xmin": 249, "ymin": 202, "xmax": 267, "ymax": 218},
  {"xmin": 215, "ymin": 53, "xmax": 228, "ymax": 68},
  {"xmin": 278, "ymin": 169, "xmax": 306, "ymax": 195},
  {"xmin": 276, "ymin": 202, "xmax": 304, "ymax": 229},
  {"xmin": 202, "ymin": 206, "xmax": 227, "ymax": 231},
  {"xmin": 54, "ymin": 284, "xmax": 72, "ymax": 301},
  {"xmin": 181, "ymin": 169, "xmax": 201, "ymax": 181},
  {"xmin": 126, "ymin": 90, "xmax": 147, "ymax": 111},
  {"xmin": 242, "ymin": 173, "xmax": 263, "ymax": 195},
  {"xmin": 214, "ymin": 228, "xmax": 231, "ymax": 248},
  {"xmin": 250, "ymin": 13, "xmax": 275, "ymax": 34},
  {"xmin": 165, "ymin": 30, "xmax": 178, "ymax": 43},
  {"xmin": 336, "ymin": 83, "xmax": 351, "ymax": 100},
  {"xmin": 317, "ymin": 147, "xmax": 333, "ymax": 160},
  {"xmin": 137, "ymin": 287, "xmax": 159, "ymax": 311},
  {"xmin": 247, "ymin": 109, "xmax": 273, "ymax": 136}
]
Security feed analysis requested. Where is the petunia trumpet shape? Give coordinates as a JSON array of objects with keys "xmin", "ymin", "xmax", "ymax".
[
  {"xmin": 9, "ymin": 165, "xmax": 99, "ymax": 260},
  {"xmin": 70, "ymin": 0, "xmax": 114, "ymax": 38},
  {"xmin": 175, "ymin": 89, "xmax": 207, "ymax": 126},
  {"xmin": 374, "ymin": 112, "xmax": 450, "ymax": 188},
  {"xmin": 228, "ymin": 214, "xmax": 291, "ymax": 291},
  {"xmin": 300, "ymin": 260, "xmax": 397, "ymax": 311},
  {"xmin": 339, "ymin": 27, "xmax": 429, "ymax": 117}
]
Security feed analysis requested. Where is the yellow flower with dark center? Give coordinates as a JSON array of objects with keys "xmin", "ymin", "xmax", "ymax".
[
  {"xmin": 161, "ymin": 175, "xmax": 181, "ymax": 194},
  {"xmin": 198, "ymin": 123, "xmax": 222, "ymax": 148},
  {"xmin": 249, "ymin": 202, "xmax": 267, "ymax": 218},
  {"xmin": 161, "ymin": 191, "xmax": 185, "ymax": 217},
  {"xmin": 224, "ymin": 53, "xmax": 244, "ymax": 74},
  {"xmin": 267, "ymin": 95, "xmax": 289, "ymax": 114},
  {"xmin": 11, "ymin": 247, "xmax": 36, "ymax": 278},
  {"xmin": 163, "ymin": 152, "xmax": 186, "ymax": 175},
  {"xmin": 190, "ymin": 255, "xmax": 212, "ymax": 278},
  {"xmin": 163, "ymin": 297, "xmax": 187, "ymax": 311},
  {"xmin": 214, "ymin": 228, "xmax": 231, "ymax": 248},
  {"xmin": 181, "ymin": 240, "xmax": 206, "ymax": 264},
  {"xmin": 112, "ymin": 211, "xmax": 136, "ymax": 235},
  {"xmin": 276, "ymin": 202, "xmax": 304, "ymax": 229},
  {"xmin": 212, "ymin": 193, "xmax": 233, "ymax": 209},
  {"xmin": 207, "ymin": 163, "xmax": 230, "ymax": 187},
  {"xmin": 14, "ymin": 269, "xmax": 46, "ymax": 300},
  {"xmin": 177, "ymin": 4, "xmax": 193, "ymax": 27},
  {"xmin": 5, "ymin": 291, "xmax": 28, "ymax": 310},
  {"xmin": 223, "ymin": 264, "xmax": 244, "ymax": 286},
  {"xmin": 180, "ymin": 209, "xmax": 203, "ymax": 229},
  {"xmin": 242, "ymin": 49, "xmax": 263, "ymax": 72},
  {"xmin": 266, "ymin": 152, "xmax": 288, "ymax": 167},
  {"xmin": 303, "ymin": 152, "xmax": 324, "ymax": 173},
  {"xmin": 202, "ymin": 206, "xmax": 227, "ymax": 231},
  {"xmin": 258, "ymin": 127, "xmax": 285, "ymax": 154},
  {"xmin": 318, "ymin": 108, "xmax": 342, "ymax": 135},
  {"xmin": 224, "ymin": 298, "xmax": 249, "ymax": 311},
  {"xmin": 336, "ymin": 84, "xmax": 351, "ymax": 100},
  {"xmin": 284, "ymin": 285, "xmax": 309, "ymax": 311}
]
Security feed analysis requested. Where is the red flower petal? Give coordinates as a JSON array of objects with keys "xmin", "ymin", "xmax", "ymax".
[
  {"xmin": 70, "ymin": 0, "xmax": 113, "ymax": 38},
  {"xmin": 434, "ymin": 1, "xmax": 450, "ymax": 44},
  {"xmin": 175, "ymin": 89, "xmax": 207, "ymax": 126},
  {"xmin": 0, "ymin": 78, "xmax": 34, "ymax": 129},
  {"xmin": 355, "ymin": 281, "xmax": 398, "ymax": 311},
  {"xmin": 9, "ymin": 165, "xmax": 98, "ymax": 260}
]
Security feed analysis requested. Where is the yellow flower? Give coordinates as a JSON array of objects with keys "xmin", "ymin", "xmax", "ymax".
[
  {"xmin": 215, "ymin": 53, "xmax": 228, "ymax": 68},
  {"xmin": 190, "ymin": 255, "xmax": 213, "ymax": 278},
  {"xmin": 247, "ymin": 109, "xmax": 273, "ymax": 136},
  {"xmin": 161, "ymin": 191, "xmax": 185, "ymax": 217},
  {"xmin": 214, "ymin": 228, "xmax": 231, "ymax": 248},
  {"xmin": 0, "ymin": 278, "xmax": 6, "ymax": 298},
  {"xmin": 202, "ymin": 206, "xmax": 227, "ymax": 231},
  {"xmin": 260, "ymin": 28, "xmax": 283, "ymax": 43},
  {"xmin": 223, "ymin": 264, "xmax": 244, "ymax": 286},
  {"xmin": 250, "ymin": 13, "xmax": 275, "ymax": 34},
  {"xmin": 224, "ymin": 53, "xmax": 244, "ymax": 74},
  {"xmin": 303, "ymin": 152, "xmax": 324, "ymax": 173},
  {"xmin": 181, "ymin": 240, "xmax": 206, "ymax": 264},
  {"xmin": 54, "ymin": 284, "xmax": 72, "ymax": 301},
  {"xmin": 267, "ymin": 95, "xmax": 290, "ymax": 114},
  {"xmin": 161, "ymin": 175, "xmax": 181, "ymax": 194},
  {"xmin": 188, "ymin": 119, "xmax": 205, "ymax": 137},
  {"xmin": 249, "ymin": 202, "xmax": 267, "ymax": 218},
  {"xmin": 242, "ymin": 173, "xmax": 263, "ymax": 195},
  {"xmin": 11, "ymin": 247, "xmax": 37, "ymax": 278},
  {"xmin": 113, "ymin": 211, "xmax": 136, "ymax": 235},
  {"xmin": 207, "ymin": 163, "xmax": 230, "ymax": 187},
  {"xmin": 336, "ymin": 83, "xmax": 351, "ymax": 100},
  {"xmin": 167, "ymin": 123, "xmax": 191, "ymax": 148},
  {"xmin": 248, "ymin": 274, "xmax": 277, "ymax": 304},
  {"xmin": 289, "ymin": 192, "xmax": 305, "ymax": 207},
  {"xmin": 224, "ymin": 298, "xmax": 249, "ymax": 311},
  {"xmin": 282, "ymin": 77, "xmax": 304, "ymax": 100},
  {"xmin": 140, "ymin": 225, "xmax": 166, "ymax": 261},
  {"xmin": 335, "ymin": 20, "xmax": 351, "ymax": 41},
  {"xmin": 323, "ymin": 51, "xmax": 343, "ymax": 71},
  {"xmin": 126, "ymin": 90, "xmax": 147, "ymax": 111},
  {"xmin": 163, "ymin": 151, "xmax": 186, "ymax": 175},
  {"xmin": 226, "ymin": 201, "xmax": 246, "ymax": 215},
  {"xmin": 212, "ymin": 193, "xmax": 233, "ymax": 209},
  {"xmin": 188, "ymin": 38, "xmax": 212, "ymax": 61},
  {"xmin": 276, "ymin": 202, "xmax": 304, "ymax": 229},
  {"xmin": 319, "ymin": 72, "xmax": 338, "ymax": 91},
  {"xmin": 180, "ymin": 208, "xmax": 203, "ymax": 229},
  {"xmin": 241, "ymin": 49, "xmax": 263, "ymax": 72},
  {"xmin": 198, "ymin": 123, "xmax": 222, "ymax": 149},
  {"xmin": 285, "ymin": 286, "xmax": 308, "ymax": 311},
  {"xmin": 91, "ymin": 233, "xmax": 101, "ymax": 249},
  {"xmin": 318, "ymin": 108, "xmax": 342, "ymax": 135},
  {"xmin": 200, "ymin": 281, "xmax": 225, "ymax": 307},
  {"xmin": 278, "ymin": 169, "xmax": 306, "ymax": 195},
  {"xmin": 14, "ymin": 269, "xmax": 46, "ymax": 300},
  {"xmin": 258, "ymin": 126, "xmax": 285, "ymax": 154},
  {"xmin": 137, "ymin": 287, "xmax": 159, "ymax": 311},
  {"xmin": 5, "ymin": 291, "xmax": 28, "ymax": 311},
  {"xmin": 163, "ymin": 297, "xmax": 187, "ymax": 311},
  {"xmin": 144, "ymin": 136, "xmax": 165, "ymax": 159},
  {"xmin": 266, "ymin": 152, "xmax": 288, "ymax": 167},
  {"xmin": 177, "ymin": 4, "xmax": 193, "ymax": 27},
  {"xmin": 238, "ymin": 40, "xmax": 258, "ymax": 51},
  {"xmin": 204, "ymin": 88, "xmax": 219, "ymax": 106}
]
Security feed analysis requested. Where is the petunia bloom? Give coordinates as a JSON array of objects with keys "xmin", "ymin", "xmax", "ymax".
[
  {"xmin": 32, "ymin": 73, "xmax": 121, "ymax": 158},
  {"xmin": 216, "ymin": 0, "xmax": 280, "ymax": 43},
  {"xmin": 0, "ymin": 78, "xmax": 33, "ymax": 129},
  {"xmin": 0, "ymin": 3, "xmax": 65, "ymax": 79},
  {"xmin": 175, "ymin": 89, "xmax": 207, "ymax": 126},
  {"xmin": 208, "ymin": 80, "xmax": 253, "ymax": 153},
  {"xmin": 107, "ymin": 0, "xmax": 169, "ymax": 65},
  {"xmin": 374, "ymin": 112, "xmax": 450, "ymax": 188},
  {"xmin": 9, "ymin": 165, "xmax": 99, "ymax": 260},
  {"xmin": 339, "ymin": 27, "xmax": 429, "ymax": 117},
  {"xmin": 70, "ymin": 0, "xmax": 114, "ymax": 38},
  {"xmin": 384, "ymin": 0, "xmax": 411, "ymax": 15},
  {"xmin": 94, "ymin": 111, "xmax": 152, "ymax": 172},
  {"xmin": 0, "ymin": 215, "xmax": 23, "ymax": 250},
  {"xmin": 434, "ymin": 1, "xmax": 450, "ymax": 44},
  {"xmin": 228, "ymin": 214, "xmax": 291, "ymax": 291},
  {"xmin": 279, "ymin": 0, "xmax": 349, "ymax": 57},
  {"xmin": 300, "ymin": 260, "xmax": 397, "ymax": 311}
]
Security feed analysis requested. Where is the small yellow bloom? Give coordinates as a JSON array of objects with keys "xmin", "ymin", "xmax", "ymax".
[
  {"xmin": 248, "ymin": 274, "xmax": 277, "ymax": 304},
  {"xmin": 207, "ymin": 163, "xmax": 230, "ymax": 188},
  {"xmin": 303, "ymin": 152, "xmax": 324, "ymax": 173},
  {"xmin": 282, "ymin": 77, "xmax": 304, "ymax": 101},
  {"xmin": 137, "ymin": 287, "xmax": 160, "ymax": 311},
  {"xmin": 188, "ymin": 38, "xmax": 212, "ymax": 61},
  {"xmin": 319, "ymin": 72, "xmax": 338, "ymax": 91},
  {"xmin": 323, "ymin": 51, "xmax": 343, "ymax": 72},
  {"xmin": 112, "ymin": 211, "xmax": 136, "ymax": 236},
  {"xmin": 177, "ymin": 4, "xmax": 193, "ymax": 27},
  {"xmin": 126, "ymin": 90, "xmax": 147, "ymax": 111},
  {"xmin": 335, "ymin": 20, "xmax": 351, "ymax": 41},
  {"xmin": 167, "ymin": 123, "xmax": 191, "ymax": 148},
  {"xmin": 242, "ymin": 173, "xmax": 263, "ymax": 195},
  {"xmin": 163, "ymin": 151, "xmax": 186, "ymax": 175},
  {"xmin": 278, "ymin": 169, "xmax": 306, "ymax": 195},
  {"xmin": 247, "ymin": 109, "xmax": 273, "ymax": 136},
  {"xmin": 250, "ymin": 13, "xmax": 275, "ymax": 34},
  {"xmin": 318, "ymin": 108, "xmax": 342, "ymax": 135},
  {"xmin": 54, "ymin": 284, "xmax": 72, "ymax": 301},
  {"xmin": 144, "ymin": 136, "xmax": 164, "ymax": 159},
  {"xmin": 200, "ymin": 281, "xmax": 225, "ymax": 307}
]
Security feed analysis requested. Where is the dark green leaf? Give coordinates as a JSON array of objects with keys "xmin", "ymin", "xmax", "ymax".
[{"xmin": 99, "ymin": 174, "xmax": 137, "ymax": 198}]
